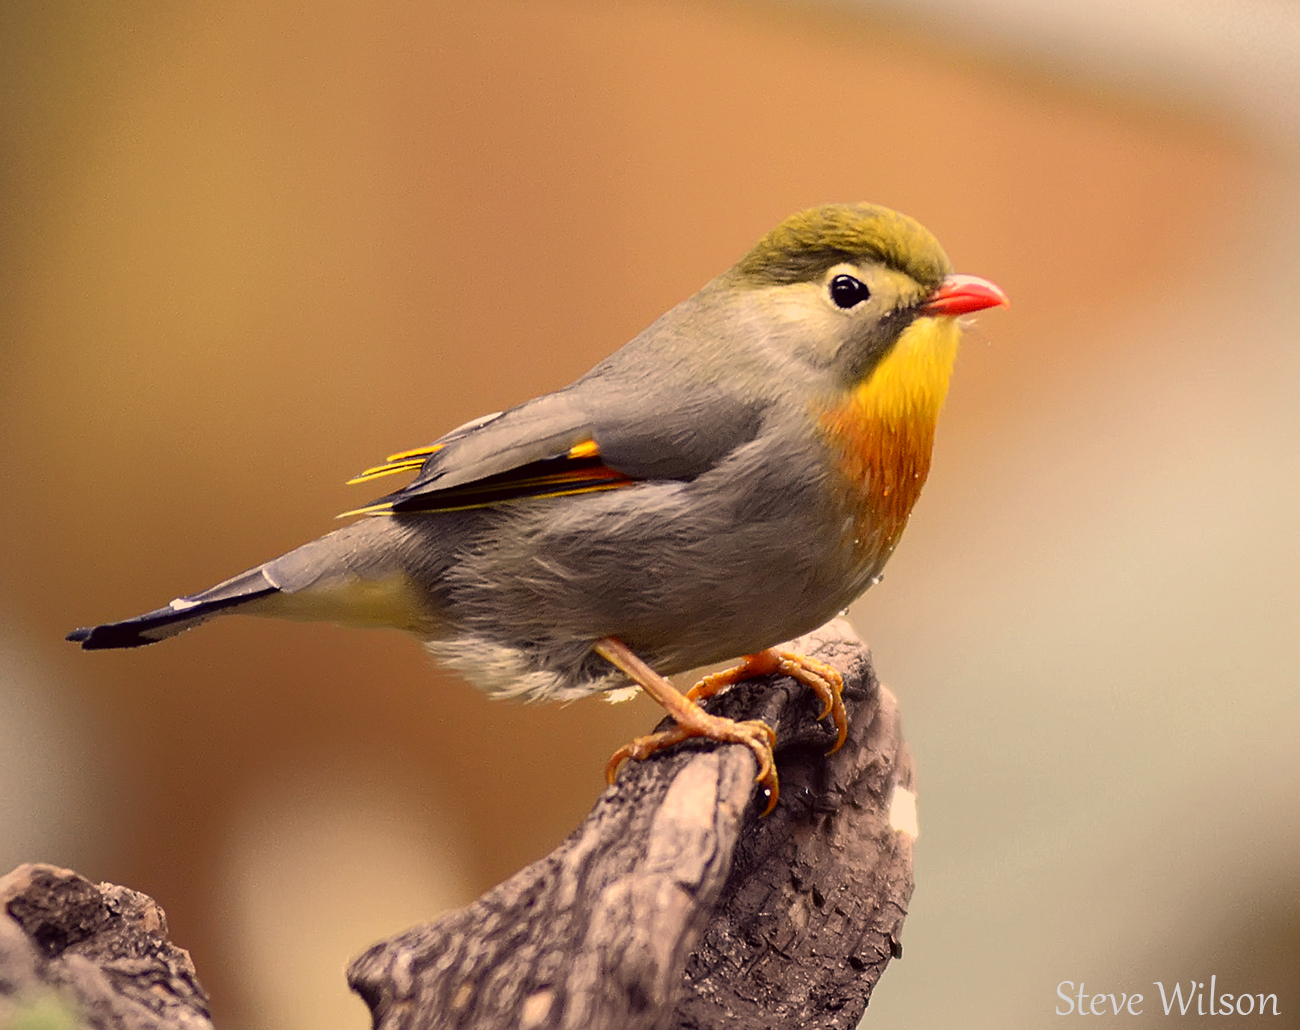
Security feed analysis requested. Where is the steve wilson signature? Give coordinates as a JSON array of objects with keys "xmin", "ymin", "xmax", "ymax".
[{"xmin": 1056, "ymin": 979, "xmax": 1281, "ymax": 1016}]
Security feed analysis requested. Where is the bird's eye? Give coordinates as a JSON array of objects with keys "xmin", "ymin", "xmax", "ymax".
[{"xmin": 829, "ymin": 274, "xmax": 870, "ymax": 309}]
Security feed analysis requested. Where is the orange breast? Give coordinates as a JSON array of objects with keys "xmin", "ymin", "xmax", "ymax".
[{"xmin": 817, "ymin": 316, "xmax": 960, "ymax": 564}]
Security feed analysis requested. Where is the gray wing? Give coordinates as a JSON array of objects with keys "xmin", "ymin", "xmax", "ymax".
[
  {"xmin": 345, "ymin": 384, "xmax": 769, "ymax": 515},
  {"xmin": 347, "ymin": 355, "xmax": 775, "ymax": 516},
  {"xmin": 344, "ymin": 278, "xmax": 823, "ymax": 514}
]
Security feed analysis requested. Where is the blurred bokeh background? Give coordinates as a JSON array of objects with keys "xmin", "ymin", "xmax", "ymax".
[{"xmin": 3, "ymin": 1, "xmax": 1298, "ymax": 1027}]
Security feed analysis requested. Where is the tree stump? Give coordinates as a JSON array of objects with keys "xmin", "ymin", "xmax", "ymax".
[
  {"xmin": 349, "ymin": 618, "xmax": 916, "ymax": 1030},
  {"xmin": 0, "ymin": 618, "xmax": 915, "ymax": 1029},
  {"xmin": 0, "ymin": 863, "xmax": 213, "ymax": 1030}
]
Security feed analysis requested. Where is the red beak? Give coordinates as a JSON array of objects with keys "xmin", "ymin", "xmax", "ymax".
[{"xmin": 919, "ymin": 274, "xmax": 1009, "ymax": 317}]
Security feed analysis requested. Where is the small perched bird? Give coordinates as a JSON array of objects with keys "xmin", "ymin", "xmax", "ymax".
[{"xmin": 69, "ymin": 203, "xmax": 1006, "ymax": 812}]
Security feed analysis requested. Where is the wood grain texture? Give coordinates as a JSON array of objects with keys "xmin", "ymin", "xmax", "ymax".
[
  {"xmin": 348, "ymin": 618, "xmax": 915, "ymax": 1030},
  {"xmin": 0, "ymin": 863, "xmax": 213, "ymax": 1030},
  {"xmin": 0, "ymin": 619, "xmax": 914, "ymax": 1029}
]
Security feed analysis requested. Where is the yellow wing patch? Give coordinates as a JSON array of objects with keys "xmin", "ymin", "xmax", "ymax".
[
  {"xmin": 346, "ymin": 444, "xmax": 445, "ymax": 485},
  {"xmin": 339, "ymin": 438, "xmax": 633, "ymax": 519}
]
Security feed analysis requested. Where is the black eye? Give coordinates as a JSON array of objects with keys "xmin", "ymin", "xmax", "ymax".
[{"xmin": 829, "ymin": 274, "xmax": 870, "ymax": 309}]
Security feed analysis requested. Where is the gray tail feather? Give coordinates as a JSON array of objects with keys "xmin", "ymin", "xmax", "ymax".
[{"xmin": 66, "ymin": 568, "xmax": 280, "ymax": 650}]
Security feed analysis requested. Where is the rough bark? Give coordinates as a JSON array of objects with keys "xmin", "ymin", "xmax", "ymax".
[
  {"xmin": 0, "ymin": 618, "xmax": 915, "ymax": 1030},
  {"xmin": 348, "ymin": 618, "xmax": 916, "ymax": 1030},
  {"xmin": 0, "ymin": 863, "xmax": 213, "ymax": 1030}
]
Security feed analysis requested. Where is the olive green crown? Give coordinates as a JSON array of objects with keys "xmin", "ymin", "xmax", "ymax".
[{"xmin": 734, "ymin": 203, "xmax": 952, "ymax": 290}]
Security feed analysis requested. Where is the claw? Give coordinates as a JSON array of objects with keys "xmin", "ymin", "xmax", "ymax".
[
  {"xmin": 773, "ymin": 651, "xmax": 847, "ymax": 754},
  {"xmin": 593, "ymin": 637, "xmax": 846, "ymax": 817},
  {"xmin": 686, "ymin": 648, "xmax": 848, "ymax": 755},
  {"xmin": 604, "ymin": 716, "xmax": 779, "ymax": 814}
]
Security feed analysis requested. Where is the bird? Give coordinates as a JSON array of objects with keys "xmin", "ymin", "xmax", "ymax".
[{"xmin": 68, "ymin": 202, "xmax": 1006, "ymax": 813}]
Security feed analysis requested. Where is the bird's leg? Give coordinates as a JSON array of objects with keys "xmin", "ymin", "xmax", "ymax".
[
  {"xmin": 595, "ymin": 637, "xmax": 780, "ymax": 815},
  {"xmin": 688, "ymin": 648, "xmax": 848, "ymax": 754}
]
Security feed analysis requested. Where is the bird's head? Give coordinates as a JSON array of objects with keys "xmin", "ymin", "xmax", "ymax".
[{"xmin": 724, "ymin": 202, "xmax": 1007, "ymax": 384}]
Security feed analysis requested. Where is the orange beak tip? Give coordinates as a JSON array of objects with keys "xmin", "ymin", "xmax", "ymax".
[{"xmin": 921, "ymin": 273, "xmax": 1009, "ymax": 317}]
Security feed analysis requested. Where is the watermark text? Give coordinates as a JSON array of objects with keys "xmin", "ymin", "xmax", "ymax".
[{"xmin": 1056, "ymin": 979, "xmax": 1280, "ymax": 1016}]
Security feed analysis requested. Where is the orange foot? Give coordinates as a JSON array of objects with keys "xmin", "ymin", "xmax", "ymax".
[
  {"xmin": 689, "ymin": 648, "xmax": 848, "ymax": 754},
  {"xmin": 595, "ymin": 638, "xmax": 780, "ymax": 815},
  {"xmin": 595, "ymin": 640, "xmax": 848, "ymax": 816}
]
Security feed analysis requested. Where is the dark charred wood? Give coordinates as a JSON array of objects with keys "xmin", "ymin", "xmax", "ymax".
[
  {"xmin": 0, "ymin": 618, "xmax": 915, "ymax": 1030},
  {"xmin": 348, "ymin": 618, "xmax": 915, "ymax": 1030},
  {"xmin": 0, "ymin": 863, "xmax": 213, "ymax": 1030}
]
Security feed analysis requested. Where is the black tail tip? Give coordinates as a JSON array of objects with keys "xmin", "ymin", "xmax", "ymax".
[{"xmin": 65, "ymin": 623, "xmax": 157, "ymax": 649}]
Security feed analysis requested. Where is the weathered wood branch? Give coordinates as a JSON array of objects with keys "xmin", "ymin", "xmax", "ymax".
[
  {"xmin": 0, "ymin": 863, "xmax": 213, "ymax": 1030},
  {"xmin": 349, "ymin": 618, "xmax": 916, "ymax": 1030},
  {"xmin": 0, "ymin": 618, "xmax": 915, "ymax": 1030}
]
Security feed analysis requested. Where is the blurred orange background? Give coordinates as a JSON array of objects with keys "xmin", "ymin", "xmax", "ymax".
[{"xmin": 3, "ymin": 2, "xmax": 1298, "ymax": 1028}]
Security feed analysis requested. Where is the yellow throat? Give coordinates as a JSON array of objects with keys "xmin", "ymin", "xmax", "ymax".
[{"xmin": 819, "ymin": 315, "xmax": 961, "ymax": 556}]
